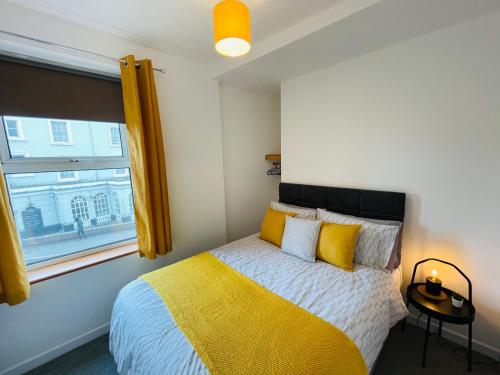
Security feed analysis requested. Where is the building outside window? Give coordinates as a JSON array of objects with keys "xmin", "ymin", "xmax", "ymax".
[
  {"xmin": 1, "ymin": 115, "xmax": 136, "ymax": 266},
  {"xmin": 49, "ymin": 120, "xmax": 72, "ymax": 144}
]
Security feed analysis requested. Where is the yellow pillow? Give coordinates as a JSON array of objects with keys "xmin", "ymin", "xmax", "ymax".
[
  {"xmin": 316, "ymin": 222, "xmax": 361, "ymax": 271},
  {"xmin": 259, "ymin": 207, "xmax": 296, "ymax": 247}
]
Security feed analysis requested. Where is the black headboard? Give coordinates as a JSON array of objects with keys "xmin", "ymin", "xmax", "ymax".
[{"xmin": 279, "ymin": 183, "xmax": 406, "ymax": 222}]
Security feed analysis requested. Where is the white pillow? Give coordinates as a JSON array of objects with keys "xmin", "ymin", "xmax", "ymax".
[
  {"xmin": 317, "ymin": 208, "xmax": 399, "ymax": 272},
  {"xmin": 281, "ymin": 216, "xmax": 321, "ymax": 262},
  {"xmin": 271, "ymin": 201, "xmax": 317, "ymax": 220}
]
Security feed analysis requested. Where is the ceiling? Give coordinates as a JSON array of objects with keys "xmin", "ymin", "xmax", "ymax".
[
  {"xmin": 5, "ymin": 0, "xmax": 500, "ymax": 93},
  {"xmin": 216, "ymin": 0, "xmax": 500, "ymax": 92},
  {"xmin": 6, "ymin": 0, "xmax": 344, "ymax": 63}
]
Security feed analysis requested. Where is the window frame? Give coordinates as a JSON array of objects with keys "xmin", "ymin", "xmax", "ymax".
[
  {"xmin": 0, "ymin": 116, "xmax": 136, "ymax": 272},
  {"xmin": 113, "ymin": 168, "xmax": 129, "ymax": 177},
  {"xmin": 48, "ymin": 119, "xmax": 73, "ymax": 145},
  {"xmin": 71, "ymin": 195, "xmax": 91, "ymax": 220},
  {"xmin": 27, "ymin": 238, "xmax": 137, "ymax": 272},
  {"xmin": 108, "ymin": 124, "xmax": 122, "ymax": 147},
  {"xmin": 9, "ymin": 152, "xmax": 34, "ymax": 178},
  {"xmin": 4, "ymin": 117, "xmax": 26, "ymax": 141},
  {"xmin": 57, "ymin": 170, "xmax": 80, "ymax": 182},
  {"xmin": 93, "ymin": 192, "xmax": 110, "ymax": 218}
]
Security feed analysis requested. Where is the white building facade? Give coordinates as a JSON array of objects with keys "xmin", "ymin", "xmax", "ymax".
[{"xmin": 4, "ymin": 116, "xmax": 135, "ymax": 251}]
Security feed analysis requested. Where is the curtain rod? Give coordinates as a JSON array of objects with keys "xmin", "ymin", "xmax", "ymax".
[{"xmin": 0, "ymin": 29, "xmax": 166, "ymax": 74}]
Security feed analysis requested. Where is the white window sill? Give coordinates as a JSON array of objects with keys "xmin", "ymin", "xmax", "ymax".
[
  {"xmin": 7, "ymin": 137, "xmax": 27, "ymax": 142},
  {"xmin": 28, "ymin": 242, "xmax": 138, "ymax": 284},
  {"xmin": 11, "ymin": 173, "xmax": 35, "ymax": 178}
]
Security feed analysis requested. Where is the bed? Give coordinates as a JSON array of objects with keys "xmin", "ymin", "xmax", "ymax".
[{"xmin": 110, "ymin": 183, "xmax": 409, "ymax": 374}]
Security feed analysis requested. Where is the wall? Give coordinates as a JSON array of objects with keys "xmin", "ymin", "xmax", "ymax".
[
  {"xmin": 0, "ymin": 3, "xmax": 227, "ymax": 374},
  {"xmin": 281, "ymin": 10, "xmax": 500, "ymax": 358},
  {"xmin": 219, "ymin": 84, "xmax": 281, "ymax": 242}
]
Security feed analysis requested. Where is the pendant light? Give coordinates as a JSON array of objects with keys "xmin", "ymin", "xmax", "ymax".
[{"xmin": 213, "ymin": 0, "xmax": 251, "ymax": 57}]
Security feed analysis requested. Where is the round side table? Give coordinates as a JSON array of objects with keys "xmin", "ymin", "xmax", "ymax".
[{"xmin": 400, "ymin": 258, "xmax": 475, "ymax": 371}]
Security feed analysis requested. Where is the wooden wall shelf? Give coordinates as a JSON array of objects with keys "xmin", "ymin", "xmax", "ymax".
[{"xmin": 265, "ymin": 154, "xmax": 281, "ymax": 161}]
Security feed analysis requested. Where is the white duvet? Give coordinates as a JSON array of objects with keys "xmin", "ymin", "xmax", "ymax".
[{"xmin": 110, "ymin": 234, "xmax": 408, "ymax": 374}]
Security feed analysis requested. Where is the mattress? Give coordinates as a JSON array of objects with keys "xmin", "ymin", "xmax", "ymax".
[{"xmin": 110, "ymin": 234, "xmax": 408, "ymax": 374}]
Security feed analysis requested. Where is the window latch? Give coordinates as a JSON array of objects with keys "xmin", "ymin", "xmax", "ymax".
[{"xmin": 68, "ymin": 159, "xmax": 81, "ymax": 163}]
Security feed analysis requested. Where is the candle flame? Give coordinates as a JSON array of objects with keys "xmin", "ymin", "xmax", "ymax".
[{"xmin": 431, "ymin": 269, "xmax": 438, "ymax": 277}]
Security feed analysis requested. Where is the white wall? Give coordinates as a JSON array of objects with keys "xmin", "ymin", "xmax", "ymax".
[
  {"xmin": 282, "ymin": 10, "xmax": 500, "ymax": 358},
  {"xmin": 219, "ymin": 84, "xmax": 281, "ymax": 242},
  {"xmin": 0, "ymin": 3, "xmax": 227, "ymax": 374}
]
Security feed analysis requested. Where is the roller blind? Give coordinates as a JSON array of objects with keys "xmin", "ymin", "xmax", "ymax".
[{"xmin": 0, "ymin": 56, "xmax": 125, "ymax": 123}]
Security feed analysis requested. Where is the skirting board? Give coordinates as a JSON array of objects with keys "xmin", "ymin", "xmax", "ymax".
[
  {"xmin": 0, "ymin": 323, "xmax": 110, "ymax": 375},
  {"xmin": 406, "ymin": 313, "xmax": 500, "ymax": 361}
]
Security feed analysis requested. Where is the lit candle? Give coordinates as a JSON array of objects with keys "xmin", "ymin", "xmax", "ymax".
[
  {"xmin": 431, "ymin": 269, "xmax": 438, "ymax": 281},
  {"xmin": 425, "ymin": 269, "xmax": 442, "ymax": 295}
]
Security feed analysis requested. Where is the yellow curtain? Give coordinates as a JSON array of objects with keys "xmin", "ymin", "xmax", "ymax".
[
  {"xmin": 120, "ymin": 55, "xmax": 172, "ymax": 259},
  {"xmin": 0, "ymin": 165, "xmax": 30, "ymax": 305}
]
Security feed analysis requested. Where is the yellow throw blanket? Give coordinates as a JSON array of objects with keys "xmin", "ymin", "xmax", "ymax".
[{"xmin": 141, "ymin": 252, "xmax": 368, "ymax": 375}]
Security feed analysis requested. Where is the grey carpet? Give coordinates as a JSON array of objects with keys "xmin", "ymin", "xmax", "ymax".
[
  {"xmin": 375, "ymin": 323, "xmax": 498, "ymax": 375},
  {"xmin": 25, "ymin": 335, "xmax": 116, "ymax": 375},
  {"xmin": 26, "ymin": 322, "xmax": 498, "ymax": 375}
]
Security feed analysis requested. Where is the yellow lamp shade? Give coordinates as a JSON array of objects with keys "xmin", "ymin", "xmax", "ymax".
[{"xmin": 213, "ymin": 0, "xmax": 251, "ymax": 57}]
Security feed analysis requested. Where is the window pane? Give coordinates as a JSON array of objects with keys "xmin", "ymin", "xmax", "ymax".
[
  {"xmin": 5, "ymin": 168, "xmax": 136, "ymax": 266},
  {"xmin": 50, "ymin": 120, "xmax": 69, "ymax": 143},
  {"xmin": 60, "ymin": 171, "xmax": 76, "ymax": 179},
  {"xmin": 6, "ymin": 119, "xmax": 19, "ymax": 138},
  {"xmin": 109, "ymin": 125, "xmax": 121, "ymax": 146},
  {"xmin": 114, "ymin": 168, "xmax": 128, "ymax": 177},
  {"xmin": 3, "ymin": 116, "xmax": 124, "ymax": 158}
]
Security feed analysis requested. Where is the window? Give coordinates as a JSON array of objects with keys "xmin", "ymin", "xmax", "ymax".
[
  {"xmin": 1, "ymin": 115, "xmax": 136, "ymax": 267},
  {"xmin": 0, "ymin": 58, "xmax": 132, "ymax": 268},
  {"xmin": 71, "ymin": 196, "xmax": 90, "ymax": 220},
  {"xmin": 94, "ymin": 193, "xmax": 110, "ymax": 217},
  {"xmin": 58, "ymin": 170, "xmax": 79, "ymax": 182},
  {"xmin": 4, "ymin": 117, "xmax": 25, "ymax": 140},
  {"xmin": 114, "ymin": 168, "xmax": 129, "ymax": 177},
  {"xmin": 49, "ymin": 120, "xmax": 72, "ymax": 144},
  {"xmin": 6, "ymin": 119, "xmax": 20, "ymax": 138},
  {"xmin": 109, "ymin": 125, "xmax": 121, "ymax": 146}
]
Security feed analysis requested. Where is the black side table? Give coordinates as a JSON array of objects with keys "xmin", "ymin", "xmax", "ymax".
[{"xmin": 401, "ymin": 258, "xmax": 475, "ymax": 371}]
